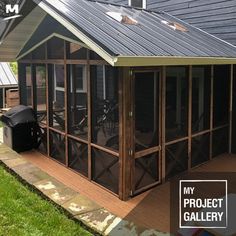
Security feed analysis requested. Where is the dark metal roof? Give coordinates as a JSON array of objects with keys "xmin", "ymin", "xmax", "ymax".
[
  {"xmin": 39, "ymin": 0, "xmax": 236, "ymax": 59},
  {"xmin": 0, "ymin": 63, "xmax": 17, "ymax": 87},
  {"xmin": 104, "ymin": 0, "xmax": 236, "ymax": 46},
  {"xmin": 147, "ymin": 0, "xmax": 236, "ymax": 46}
]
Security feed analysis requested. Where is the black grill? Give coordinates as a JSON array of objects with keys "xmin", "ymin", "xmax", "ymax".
[{"xmin": 1, "ymin": 105, "xmax": 39, "ymax": 152}]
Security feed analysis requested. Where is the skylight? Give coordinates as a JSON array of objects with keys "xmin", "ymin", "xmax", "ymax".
[
  {"xmin": 106, "ymin": 12, "xmax": 138, "ymax": 25},
  {"xmin": 161, "ymin": 20, "xmax": 188, "ymax": 32}
]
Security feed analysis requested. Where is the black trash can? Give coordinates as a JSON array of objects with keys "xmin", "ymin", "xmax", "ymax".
[{"xmin": 1, "ymin": 105, "xmax": 39, "ymax": 152}]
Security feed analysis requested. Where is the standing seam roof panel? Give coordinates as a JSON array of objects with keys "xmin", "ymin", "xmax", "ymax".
[
  {"xmin": 0, "ymin": 63, "xmax": 17, "ymax": 86},
  {"xmin": 101, "ymin": 4, "xmax": 201, "ymax": 56},
  {"xmin": 81, "ymin": 1, "xmax": 173, "ymax": 56},
  {"xmin": 47, "ymin": 0, "xmax": 153, "ymax": 55},
  {"xmin": 39, "ymin": 0, "xmax": 236, "ymax": 58},
  {"xmin": 67, "ymin": 0, "xmax": 178, "ymax": 56}
]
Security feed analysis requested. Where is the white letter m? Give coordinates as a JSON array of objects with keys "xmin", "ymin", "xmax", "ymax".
[{"xmin": 6, "ymin": 4, "xmax": 19, "ymax": 14}]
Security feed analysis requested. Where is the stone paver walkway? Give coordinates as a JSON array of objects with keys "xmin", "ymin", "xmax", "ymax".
[{"xmin": 0, "ymin": 142, "xmax": 169, "ymax": 236}]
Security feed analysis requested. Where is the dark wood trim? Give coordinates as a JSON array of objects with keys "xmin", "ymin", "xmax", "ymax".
[
  {"xmin": 64, "ymin": 40, "xmax": 69, "ymax": 167},
  {"xmin": 158, "ymin": 70, "xmax": 162, "ymax": 182},
  {"xmin": 46, "ymin": 63, "xmax": 50, "ymax": 157},
  {"xmin": 118, "ymin": 67, "xmax": 123, "ymax": 199},
  {"xmin": 210, "ymin": 65, "xmax": 214, "ymax": 159},
  {"xmin": 161, "ymin": 66, "xmax": 166, "ymax": 182},
  {"xmin": 121, "ymin": 67, "xmax": 132, "ymax": 200},
  {"xmin": 87, "ymin": 49, "xmax": 92, "ymax": 180},
  {"xmin": 135, "ymin": 146, "xmax": 161, "ymax": 159},
  {"xmin": 49, "ymin": 127, "xmax": 66, "ymax": 135},
  {"xmin": 91, "ymin": 143, "xmax": 119, "ymax": 157},
  {"xmin": 229, "ymin": 64, "xmax": 233, "ymax": 153},
  {"xmin": 165, "ymin": 136, "xmax": 188, "ymax": 146},
  {"xmin": 19, "ymin": 59, "xmax": 65, "ymax": 64},
  {"xmin": 212, "ymin": 124, "xmax": 229, "ymax": 132},
  {"xmin": 67, "ymin": 134, "xmax": 88, "ymax": 144},
  {"xmin": 19, "ymin": 59, "xmax": 108, "ymax": 65},
  {"xmin": 191, "ymin": 129, "xmax": 211, "ymax": 138},
  {"xmin": 64, "ymin": 59, "xmax": 87, "ymax": 65},
  {"xmin": 188, "ymin": 66, "xmax": 192, "ymax": 170}
]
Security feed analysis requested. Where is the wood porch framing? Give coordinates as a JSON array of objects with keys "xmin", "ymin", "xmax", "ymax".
[{"xmin": 18, "ymin": 36, "xmax": 235, "ymax": 201}]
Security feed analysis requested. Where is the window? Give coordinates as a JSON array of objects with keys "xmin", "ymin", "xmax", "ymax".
[
  {"xmin": 35, "ymin": 65, "xmax": 47, "ymax": 125},
  {"xmin": 68, "ymin": 64, "xmax": 88, "ymax": 140},
  {"xmin": 128, "ymin": 0, "xmax": 146, "ymax": 8},
  {"xmin": 19, "ymin": 64, "xmax": 32, "ymax": 106},
  {"xmin": 66, "ymin": 42, "xmax": 87, "ymax": 59},
  {"xmin": 69, "ymin": 65, "xmax": 87, "ymax": 93},
  {"xmin": 54, "ymin": 64, "xmax": 64, "ymax": 90},
  {"xmin": 48, "ymin": 64, "xmax": 65, "ymax": 131},
  {"xmin": 26, "ymin": 66, "xmax": 32, "ymax": 106}
]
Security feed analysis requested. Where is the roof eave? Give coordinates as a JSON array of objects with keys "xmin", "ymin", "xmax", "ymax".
[{"xmin": 114, "ymin": 56, "xmax": 236, "ymax": 66}]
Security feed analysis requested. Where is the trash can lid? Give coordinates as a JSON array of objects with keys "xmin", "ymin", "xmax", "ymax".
[{"xmin": 1, "ymin": 105, "xmax": 36, "ymax": 127}]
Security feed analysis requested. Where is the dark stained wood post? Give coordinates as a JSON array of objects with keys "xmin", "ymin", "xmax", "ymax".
[
  {"xmin": 188, "ymin": 66, "xmax": 192, "ymax": 170},
  {"xmin": 209, "ymin": 65, "xmax": 214, "ymax": 159},
  {"xmin": 161, "ymin": 66, "xmax": 166, "ymax": 182},
  {"xmin": 229, "ymin": 64, "xmax": 233, "ymax": 153},
  {"xmin": 87, "ymin": 49, "xmax": 92, "ymax": 180},
  {"xmin": 64, "ymin": 40, "xmax": 69, "ymax": 167},
  {"xmin": 45, "ymin": 42, "xmax": 50, "ymax": 157},
  {"xmin": 119, "ymin": 67, "xmax": 132, "ymax": 200}
]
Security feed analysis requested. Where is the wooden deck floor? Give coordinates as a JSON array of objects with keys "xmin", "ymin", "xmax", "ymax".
[{"xmin": 22, "ymin": 151, "xmax": 236, "ymax": 232}]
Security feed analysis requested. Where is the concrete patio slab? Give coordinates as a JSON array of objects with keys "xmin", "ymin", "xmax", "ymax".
[
  {"xmin": 12, "ymin": 163, "xmax": 51, "ymax": 184},
  {"xmin": 2, "ymin": 156, "xmax": 28, "ymax": 168},
  {"xmin": 35, "ymin": 178, "xmax": 67, "ymax": 191},
  {"xmin": 62, "ymin": 194, "xmax": 102, "ymax": 216},
  {"xmin": 35, "ymin": 179, "xmax": 78, "ymax": 205},
  {"xmin": 0, "ymin": 144, "xmax": 18, "ymax": 156},
  {"xmin": 76, "ymin": 208, "xmax": 117, "ymax": 234},
  {"xmin": 104, "ymin": 218, "xmax": 169, "ymax": 236},
  {"xmin": 0, "ymin": 151, "xmax": 20, "ymax": 160}
]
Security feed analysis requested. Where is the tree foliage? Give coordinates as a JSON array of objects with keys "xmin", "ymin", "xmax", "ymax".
[{"xmin": 10, "ymin": 62, "xmax": 18, "ymax": 76}]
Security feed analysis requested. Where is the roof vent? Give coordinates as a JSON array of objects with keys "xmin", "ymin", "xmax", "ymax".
[
  {"xmin": 161, "ymin": 20, "xmax": 188, "ymax": 32},
  {"xmin": 106, "ymin": 12, "xmax": 138, "ymax": 25}
]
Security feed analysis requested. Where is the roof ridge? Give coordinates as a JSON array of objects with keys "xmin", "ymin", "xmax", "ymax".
[{"xmin": 84, "ymin": 0, "xmax": 164, "ymax": 14}]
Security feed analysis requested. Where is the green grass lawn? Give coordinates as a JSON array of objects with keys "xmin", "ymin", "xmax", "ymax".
[{"xmin": 0, "ymin": 166, "xmax": 92, "ymax": 236}]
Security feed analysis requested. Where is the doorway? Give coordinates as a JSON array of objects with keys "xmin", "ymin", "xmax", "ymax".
[{"xmin": 131, "ymin": 70, "xmax": 161, "ymax": 195}]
